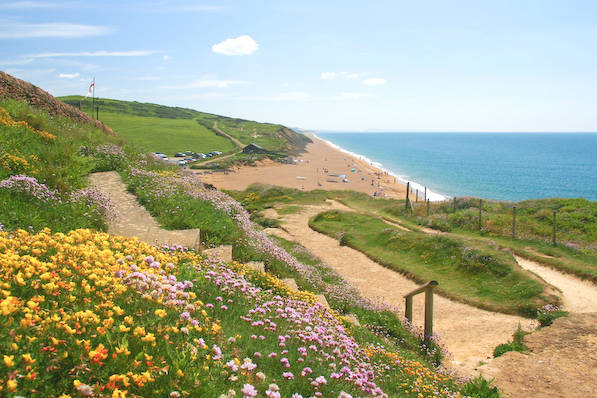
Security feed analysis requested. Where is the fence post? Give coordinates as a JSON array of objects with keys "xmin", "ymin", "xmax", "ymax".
[
  {"xmin": 427, "ymin": 199, "xmax": 430, "ymax": 217},
  {"xmin": 552, "ymin": 210, "xmax": 557, "ymax": 246},
  {"xmin": 405, "ymin": 182, "xmax": 410, "ymax": 211},
  {"xmin": 405, "ymin": 296, "xmax": 413, "ymax": 323},
  {"xmin": 512, "ymin": 206, "xmax": 517, "ymax": 239},
  {"xmin": 424, "ymin": 285, "xmax": 435, "ymax": 338},
  {"xmin": 424, "ymin": 186, "xmax": 427, "ymax": 202},
  {"xmin": 453, "ymin": 197, "xmax": 457, "ymax": 212},
  {"xmin": 416, "ymin": 189, "xmax": 419, "ymax": 203},
  {"xmin": 478, "ymin": 199, "xmax": 483, "ymax": 231}
]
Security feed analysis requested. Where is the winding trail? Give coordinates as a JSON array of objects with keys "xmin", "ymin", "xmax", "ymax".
[
  {"xmin": 89, "ymin": 171, "xmax": 200, "ymax": 248},
  {"xmin": 265, "ymin": 202, "xmax": 536, "ymax": 374},
  {"xmin": 514, "ymin": 255, "xmax": 597, "ymax": 313}
]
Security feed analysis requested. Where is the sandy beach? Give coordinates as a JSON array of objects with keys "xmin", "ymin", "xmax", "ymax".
[{"xmin": 197, "ymin": 133, "xmax": 408, "ymax": 198}]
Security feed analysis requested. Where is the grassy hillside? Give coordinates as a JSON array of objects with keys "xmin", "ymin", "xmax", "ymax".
[
  {"xmin": 0, "ymin": 93, "xmax": 496, "ymax": 396},
  {"xmin": 58, "ymin": 96, "xmax": 311, "ymax": 158}
]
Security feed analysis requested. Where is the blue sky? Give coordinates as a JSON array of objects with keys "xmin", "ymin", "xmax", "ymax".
[{"xmin": 1, "ymin": 0, "xmax": 597, "ymax": 131}]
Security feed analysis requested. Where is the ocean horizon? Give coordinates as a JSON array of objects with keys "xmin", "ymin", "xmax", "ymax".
[{"xmin": 315, "ymin": 132, "xmax": 597, "ymax": 202}]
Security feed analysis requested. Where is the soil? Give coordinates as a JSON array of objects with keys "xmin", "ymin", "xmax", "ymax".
[{"xmin": 88, "ymin": 171, "xmax": 200, "ymax": 247}]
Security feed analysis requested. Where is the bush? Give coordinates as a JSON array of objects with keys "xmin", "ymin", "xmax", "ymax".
[{"xmin": 493, "ymin": 326, "xmax": 528, "ymax": 357}]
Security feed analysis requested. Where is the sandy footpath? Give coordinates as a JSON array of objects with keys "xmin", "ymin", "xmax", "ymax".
[
  {"xmin": 265, "ymin": 202, "xmax": 536, "ymax": 375},
  {"xmin": 197, "ymin": 133, "xmax": 408, "ymax": 199}
]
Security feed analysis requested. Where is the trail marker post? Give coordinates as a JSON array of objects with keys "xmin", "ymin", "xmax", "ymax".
[
  {"xmin": 427, "ymin": 199, "xmax": 430, "ymax": 217},
  {"xmin": 424, "ymin": 186, "xmax": 427, "ymax": 202},
  {"xmin": 416, "ymin": 189, "xmax": 419, "ymax": 203},
  {"xmin": 453, "ymin": 197, "xmax": 457, "ymax": 212}
]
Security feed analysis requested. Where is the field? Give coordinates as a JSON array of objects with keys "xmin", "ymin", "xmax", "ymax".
[{"xmin": 58, "ymin": 96, "xmax": 310, "ymax": 158}]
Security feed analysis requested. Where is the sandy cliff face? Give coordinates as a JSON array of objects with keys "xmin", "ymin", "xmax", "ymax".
[{"xmin": 0, "ymin": 70, "xmax": 116, "ymax": 135}]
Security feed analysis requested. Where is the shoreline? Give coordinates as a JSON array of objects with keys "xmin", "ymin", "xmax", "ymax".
[
  {"xmin": 195, "ymin": 133, "xmax": 410, "ymax": 199},
  {"xmin": 312, "ymin": 132, "xmax": 448, "ymax": 201}
]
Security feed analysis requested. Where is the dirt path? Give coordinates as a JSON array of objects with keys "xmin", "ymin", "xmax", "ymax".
[
  {"xmin": 213, "ymin": 122, "xmax": 244, "ymax": 148},
  {"xmin": 478, "ymin": 313, "xmax": 597, "ymax": 397},
  {"xmin": 514, "ymin": 255, "xmax": 597, "ymax": 313},
  {"xmin": 266, "ymin": 203, "xmax": 536, "ymax": 374},
  {"xmin": 88, "ymin": 171, "xmax": 200, "ymax": 247}
]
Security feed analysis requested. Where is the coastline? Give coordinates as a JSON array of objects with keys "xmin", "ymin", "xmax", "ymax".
[
  {"xmin": 312, "ymin": 133, "xmax": 448, "ymax": 202},
  {"xmin": 196, "ymin": 133, "xmax": 409, "ymax": 199}
]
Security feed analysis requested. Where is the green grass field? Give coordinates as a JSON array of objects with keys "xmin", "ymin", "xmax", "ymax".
[
  {"xmin": 94, "ymin": 111, "xmax": 235, "ymax": 155},
  {"xmin": 58, "ymin": 96, "xmax": 310, "ymax": 157}
]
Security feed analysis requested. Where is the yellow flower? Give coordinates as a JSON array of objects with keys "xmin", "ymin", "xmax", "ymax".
[
  {"xmin": 6, "ymin": 379, "xmax": 17, "ymax": 391},
  {"xmin": 3, "ymin": 355, "xmax": 14, "ymax": 367},
  {"xmin": 22, "ymin": 353, "xmax": 36, "ymax": 364},
  {"xmin": 154, "ymin": 309, "xmax": 167, "ymax": 318}
]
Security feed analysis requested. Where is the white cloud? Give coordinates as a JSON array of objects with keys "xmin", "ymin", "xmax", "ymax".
[
  {"xmin": 336, "ymin": 92, "xmax": 371, "ymax": 100},
  {"xmin": 348, "ymin": 73, "xmax": 359, "ymax": 79},
  {"xmin": 363, "ymin": 77, "xmax": 387, "ymax": 86},
  {"xmin": 0, "ymin": 22, "xmax": 110, "ymax": 39},
  {"xmin": 58, "ymin": 72, "xmax": 79, "ymax": 79},
  {"xmin": 163, "ymin": 55, "xmax": 169, "ymax": 60},
  {"xmin": 212, "ymin": 35, "xmax": 258, "ymax": 55},
  {"xmin": 29, "ymin": 50, "xmax": 157, "ymax": 58},
  {"xmin": 320, "ymin": 72, "xmax": 336, "ymax": 80},
  {"xmin": 277, "ymin": 92, "xmax": 311, "ymax": 101},
  {"xmin": 161, "ymin": 79, "xmax": 248, "ymax": 89}
]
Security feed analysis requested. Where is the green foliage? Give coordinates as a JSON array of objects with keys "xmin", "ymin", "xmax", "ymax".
[
  {"xmin": 537, "ymin": 310, "xmax": 568, "ymax": 327},
  {"xmin": 461, "ymin": 377, "xmax": 501, "ymax": 398},
  {"xmin": 493, "ymin": 326, "xmax": 529, "ymax": 357},
  {"xmin": 310, "ymin": 210, "xmax": 554, "ymax": 316}
]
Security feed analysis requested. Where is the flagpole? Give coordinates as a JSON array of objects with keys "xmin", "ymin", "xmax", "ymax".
[{"xmin": 92, "ymin": 77, "xmax": 95, "ymax": 119}]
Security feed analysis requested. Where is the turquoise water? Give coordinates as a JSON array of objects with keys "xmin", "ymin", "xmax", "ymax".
[{"xmin": 316, "ymin": 132, "xmax": 597, "ymax": 201}]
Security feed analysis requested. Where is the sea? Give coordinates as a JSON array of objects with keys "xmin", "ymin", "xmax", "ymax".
[{"xmin": 315, "ymin": 132, "xmax": 597, "ymax": 202}]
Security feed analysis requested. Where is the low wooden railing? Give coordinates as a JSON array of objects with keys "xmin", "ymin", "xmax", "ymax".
[{"xmin": 404, "ymin": 280, "xmax": 438, "ymax": 339}]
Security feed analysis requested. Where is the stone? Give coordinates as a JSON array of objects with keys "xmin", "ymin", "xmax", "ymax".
[
  {"xmin": 315, "ymin": 294, "xmax": 330, "ymax": 308},
  {"xmin": 202, "ymin": 245, "xmax": 233, "ymax": 262},
  {"xmin": 246, "ymin": 261, "xmax": 265, "ymax": 272},
  {"xmin": 282, "ymin": 278, "xmax": 299, "ymax": 291}
]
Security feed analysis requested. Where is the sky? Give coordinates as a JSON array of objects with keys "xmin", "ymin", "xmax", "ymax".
[{"xmin": 1, "ymin": 0, "xmax": 597, "ymax": 132}]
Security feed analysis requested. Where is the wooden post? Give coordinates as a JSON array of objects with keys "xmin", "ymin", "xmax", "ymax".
[
  {"xmin": 424, "ymin": 286, "xmax": 434, "ymax": 338},
  {"xmin": 405, "ymin": 296, "xmax": 413, "ymax": 323},
  {"xmin": 427, "ymin": 199, "xmax": 430, "ymax": 217},
  {"xmin": 96, "ymin": 106, "xmax": 99, "ymax": 120},
  {"xmin": 405, "ymin": 182, "xmax": 410, "ymax": 211},
  {"xmin": 512, "ymin": 206, "xmax": 517, "ymax": 239},
  {"xmin": 416, "ymin": 189, "xmax": 419, "ymax": 203},
  {"xmin": 404, "ymin": 281, "xmax": 438, "ymax": 339},
  {"xmin": 453, "ymin": 197, "xmax": 456, "ymax": 212},
  {"xmin": 424, "ymin": 186, "xmax": 427, "ymax": 202},
  {"xmin": 552, "ymin": 210, "xmax": 557, "ymax": 246},
  {"xmin": 478, "ymin": 199, "xmax": 483, "ymax": 231}
]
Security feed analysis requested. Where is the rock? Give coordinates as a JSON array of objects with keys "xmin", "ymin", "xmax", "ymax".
[
  {"xmin": 344, "ymin": 313, "xmax": 360, "ymax": 326},
  {"xmin": 315, "ymin": 294, "xmax": 329, "ymax": 308},
  {"xmin": 282, "ymin": 278, "xmax": 299, "ymax": 291},
  {"xmin": 202, "ymin": 245, "xmax": 233, "ymax": 262},
  {"xmin": 246, "ymin": 261, "xmax": 265, "ymax": 272}
]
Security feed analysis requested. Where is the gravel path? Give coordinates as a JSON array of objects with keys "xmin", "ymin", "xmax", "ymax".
[{"xmin": 88, "ymin": 171, "xmax": 200, "ymax": 248}]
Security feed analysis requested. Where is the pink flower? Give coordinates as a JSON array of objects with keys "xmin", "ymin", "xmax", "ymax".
[
  {"xmin": 242, "ymin": 383, "xmax": 258, "ymax": 397},
  {"xmin": 282, "ymin": 371, "xmax": 294, "ymax": 380}
]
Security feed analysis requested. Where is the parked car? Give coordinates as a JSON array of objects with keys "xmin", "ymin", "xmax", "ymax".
[
  {"xmin": 174, "ymin": 152, "xmax": 185, "ymax": 157},
  {"xmin": 178, "ymin": 160, "xmax": 187, "ymax": 166},
  {"xmin": 185, "ymin": 151, "xmax": 193, "ymax": 155}
]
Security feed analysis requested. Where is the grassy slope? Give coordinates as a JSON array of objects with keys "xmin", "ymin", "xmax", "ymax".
[
  {"xmin": 58, "ymin": 96, "xmax": 309, "ymax": 157},
  {"xmin": 309, "ymin": 210, "xmax": 554, "ymax": 316}
]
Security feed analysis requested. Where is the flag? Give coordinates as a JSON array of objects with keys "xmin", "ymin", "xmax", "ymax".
[{"xmin": 85, "ymin": 81, "xmax": 95, "ymax": 98}]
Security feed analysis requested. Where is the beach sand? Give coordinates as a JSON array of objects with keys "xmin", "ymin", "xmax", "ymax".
[{"xmin": 196, "ymin": 133, "xmax": 408, "ymax": 198}]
